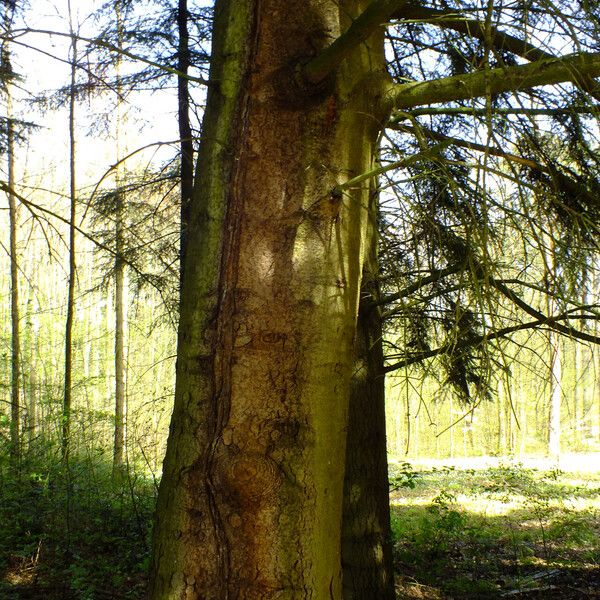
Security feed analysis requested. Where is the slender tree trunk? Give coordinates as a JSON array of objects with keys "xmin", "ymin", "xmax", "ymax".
[
  {"xmin": 113, "ymin": 0, "xmax": 127, "ymax": 474},
  {"xmin": 113, "ymin": 219, "xmax": 126, "ymax": 471},
  {"xmin": 573, "ymin": 342, "xmax": 580, "ymax": 445},
  {"xmin": 26, "ymin": 287, "xmax": 37, "ymax": 446},
  {"xmin": 545, "ymin": 236, "xmax": 561, "ymax": 460},
  {"xmin": 149, "ymin": 1, "xmax": 389, "ymax": 597},
  {"xmin": 177, "ymin": 0, "xmax": 194, "ymax": 284},
  {"xmin": 548, "ymin": 331, "xmax": 562, "ymax": 459},
  {"xmin": 497, "ymin": 379, "xmax": 505, "ymax": 455},
  {"xmin": 62, "ymin": 31, "xmax": 77, "ymax": 463},
  {"xmin": 6, "ymin": 66, "xmax": 21, "ymax": 465},
  {"xmin": 341, "ymin": 245, "xmax": 395, "ymax": 599}
]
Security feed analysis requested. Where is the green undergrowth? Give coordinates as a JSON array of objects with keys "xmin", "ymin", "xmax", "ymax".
[
  {"xmin": 0, "ymin": 449, "xmax": 155, "ymax": 599},
  {"xmin": 390, "ymin": 462, "xmax": 600, "ymax": 599}
]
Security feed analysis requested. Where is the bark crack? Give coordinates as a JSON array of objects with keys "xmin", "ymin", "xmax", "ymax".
[{"xmin": 204, "ymin": 1, "xmax": 262, "ymax": 596}]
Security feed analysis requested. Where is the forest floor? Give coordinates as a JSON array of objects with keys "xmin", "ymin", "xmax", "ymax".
[
  {"xmin": 1, "ymin": 455, "xmax": 598, "ymax": 599},
  {"xmin": 391, "ymin": 458, "xmax": 600, "ymax": 599}
]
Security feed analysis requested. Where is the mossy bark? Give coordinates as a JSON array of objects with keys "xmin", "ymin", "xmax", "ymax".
[{"xmin": 149, "ymin": 1, "xmax": 389, "ymax": 598}]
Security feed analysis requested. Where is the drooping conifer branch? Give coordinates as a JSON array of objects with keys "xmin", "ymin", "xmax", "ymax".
[
  {"xmin": 3, "ymin": 28, "xmax": 208, "ymax": 84},
  {"xmin": 384, "ymin": 51, "xmax": 600, "ymax": 112},
  {"xmin": 389, "ymin": 122, "xmax": 544, "ymax": 170},
  {"xmin": 384, "ymin": 311, "xmax": 600, "ymax": 373},
  {"xmin": 490, "ymin": 278, "xmax": 600, "ymax": 345},
  {"xmin": 333, "ymin": 141, "xmax": 449, "ymax": 193}
]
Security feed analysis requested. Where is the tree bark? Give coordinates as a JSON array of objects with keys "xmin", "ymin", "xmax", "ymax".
[
  {"xmin": 342, "ymin": 256, "xmax": 395, "ymax": 599},
  {"xmin": 149, "ymin": 1, "xmax": 389, "ymax": 597}
]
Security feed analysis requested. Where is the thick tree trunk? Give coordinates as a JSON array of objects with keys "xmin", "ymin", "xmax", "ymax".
[
  {"xmin": 149, "ymin": 1, "xmax": 388, "ymax": 597},
  {"xmin": 342, "ymin": 259, "xmax": 395, "ymax": 599}
]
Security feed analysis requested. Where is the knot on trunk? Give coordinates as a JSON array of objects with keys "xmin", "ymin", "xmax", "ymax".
[{"xmin": 275, "ymin": 58, "xmax": 335, "ymax": 109}]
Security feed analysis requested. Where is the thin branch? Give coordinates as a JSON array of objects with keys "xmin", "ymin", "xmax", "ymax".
[
  {"xmin": 0, "ymin": 180, "xmax": 178, "ymax": 287},
  {"xmin": 333, "ymin": 142, "xmax": 450, "ymax": 194},
  {"xmin": 489, "ymin": 278, "xmax": 600, "ymax": 345},
  {"xmin": 389, "ymin": 122, "xmax": 544, "ymax": 170},
  {"xmin": 396, "ymin": 5, "xmax": 600, "ymax": 101},
  {"xmin": 5, "ymin": 27, "xmax": 208, "ymax": 85},
  {"xmin": 397, "ymin": 5, "xmax": 553, "ymax": 62},
  {"xmin": 377, "ymin": 263, "xmax": 465, "ymax": 306}
]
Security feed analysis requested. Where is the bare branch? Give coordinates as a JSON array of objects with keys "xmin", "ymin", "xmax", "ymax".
[{"xmin": 384, "ymin": 51, "xmax": 600, "ymax": 111}]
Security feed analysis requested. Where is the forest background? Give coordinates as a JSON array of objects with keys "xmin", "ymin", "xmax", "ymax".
[{"xmin": 3, "ymin": 0, "xmax": 599, "ymax": 483}]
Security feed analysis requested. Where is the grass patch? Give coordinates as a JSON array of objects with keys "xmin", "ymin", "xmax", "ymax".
[{"xmin": 390, "ymin": 462, "xmax": 600, "ymax": 598}]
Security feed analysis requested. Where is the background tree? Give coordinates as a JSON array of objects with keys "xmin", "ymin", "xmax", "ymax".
[
  {"xmin": 1, "ymin": 0, "xmax": 20, "ymax": 466},
  {"xmin": 62, "ymin": 0, "xmax": 78, "ymax": 463}
]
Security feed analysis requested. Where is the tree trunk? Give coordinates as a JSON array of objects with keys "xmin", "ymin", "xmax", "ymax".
[
  {"xmin": 25, "ymin": 287, "xmax": 37, "ymax": 446},
  {"xmin": 62, "ymin": 27, "xmax": 77, "ymax": 463},
  {"xmin": 113, "ymin": 0, "xmax": 127, "ymax": 474},
  {"xmin": 149, "ymin": 1, "xmax": 389, "ymax": 597},
  {"xmin": 6, "ymin": 60, "xmax": 20, "ymax": 465},
  {"xmin": 341, "ymin": 256, "xmax": 395, "ymax": 599},
  {"xmin": 547, "ymin": 331, "xmax": 562, "ymax": 459},
  {"xmin": 177, "ymin": 0, "xmax": 194, "ymax": 283},
  {"xmin": 113, "ymin": 222, "xmax": 126, "ymax": 471},
  {"xmin": 545, "ymin": 234, "xmax": 561, "ymax": 460}
]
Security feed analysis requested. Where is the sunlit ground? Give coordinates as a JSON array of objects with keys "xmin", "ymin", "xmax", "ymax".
[{"xmin": 390, "ymin": 456, "xmax": 600, "ymax": 599}]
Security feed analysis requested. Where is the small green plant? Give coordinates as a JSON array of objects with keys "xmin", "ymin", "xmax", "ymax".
[{"xmin": 389, "ymin": 461, "xmax": 421, "ymax": 490}]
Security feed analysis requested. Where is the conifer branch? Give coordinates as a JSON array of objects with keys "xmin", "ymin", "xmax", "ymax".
[
  {"xmin": 407, "ymin": 105, "xmax": 600, "ymax": 116},
  {"xmin": 384, "ymin": 51, "xmax": 600, "ymax": 111},
  {"xmin": 4, "ymin": 28, "xmax": 208, "ymax": 84},
  {"xmin": 384, "ymin": 312, "xmax": 600, "ymax": 373},
  {"xmin": 301, "ymin": 0, "xmax": 407, "ymax": 84},
  {"xmin": 395, "ymin": 5, "xmax": 600, "ymax": 101}
]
